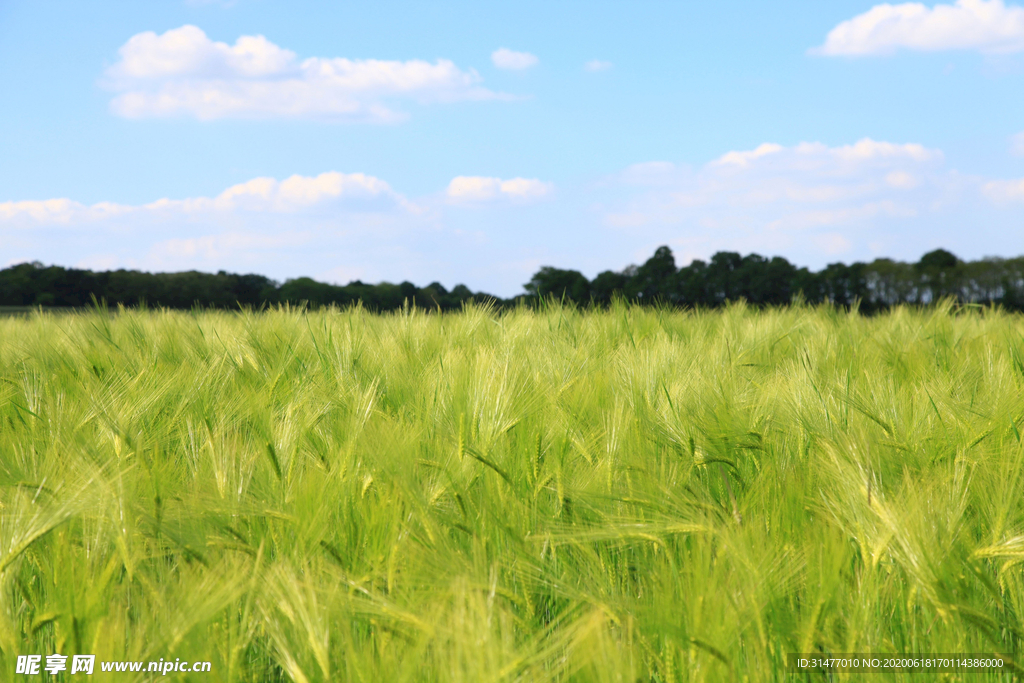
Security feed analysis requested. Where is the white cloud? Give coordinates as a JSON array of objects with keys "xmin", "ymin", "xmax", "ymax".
[
  {"xmin": 885, "ymin": 170, "xmax": 920, "ymax": 188},
  {"xmin": 982, "ymin": 177, "xmax": 1024, "ymax": 200},
  {"xmin": 106, "ymin": 25, "xmax": 295, "ymax": 81},
  {"xmin": 831, "ymin": 138, "xmax": 939, "ymax": 162},
  {"xmin": 446, "ymin": 176, "xmax": 553, "ymax": 202},
  {"xmin": 0, "ymin": 199, "xmax": 131, "ymax": 224},
  {"xmin": 490, "ymin": 48, "xmax": 538, "ymax": 70},
  {"xmin": 148, "ymin": 171, "xmax": 407, "ymax": 212},
  {"xmin": 600, "ymin": 138, "xmax": 958, "ymax": 261},
  {"xmin": 0, "ymin": 171, "xmax": 564, "ymax": 295},
  {"xmin": 104, "ymin": 25, "xmax": 504, "ymax": 122},
  {"xmin": 6, "ymin": 152, "xmax": 1023, "ymax": 297},
  {"xmin": 0, "ymin": 172, "xmax": 407, "ymax": 226},
  {"xmin": 812, "ymin": 0, "xmax": 1024, "ymax": 56},
  {"xmin": 714, "ymin": 143, "xmax": 784, "ymax": 167},
  {"xmin": 714, "ymin": 139, "xmax": 939, "ymax": 170},
  {"xmin": 584, "ymin": 60, "xmax": 612, "ymax": 72},
  {"xmin": 1012, "ymin": 131, "xmax": 1024, "ymax": 156}
]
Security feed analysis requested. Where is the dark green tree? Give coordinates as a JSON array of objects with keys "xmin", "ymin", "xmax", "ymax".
[
  {"xmin": 590, "ymin": 270, "xmax": 628, "ymax": 305},
  {"xmin": 624, "ymin": 246, "xmax": 676, "ymax": 302},
  {"xmin": 524, "ymin": 267, "xmax": 591, "ymax": 302}
]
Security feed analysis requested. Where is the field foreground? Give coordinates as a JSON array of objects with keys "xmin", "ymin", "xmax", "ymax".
[{"xmin": 2, "ymin": 303, "xmax": 1024, "ymax": 681}]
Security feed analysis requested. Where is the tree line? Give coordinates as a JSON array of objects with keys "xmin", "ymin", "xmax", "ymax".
[
  {"xmin": 525, "ymin": 247, "xmax": 1024, "ymax": 312},
  {"xmin": 2, "ymin": 247, "xmax": 1023, "ymax": 312},
  {"xmin": 0, "ymin": 265, "xmax": 493, "ymax": 311}
]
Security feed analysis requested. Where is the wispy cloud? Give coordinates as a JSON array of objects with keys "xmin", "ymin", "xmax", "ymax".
[
  {"xmin": 584, "ymin": 59, "xmax": 612, "ymax": 72},
  {"xmin": 982, "ymin": 177, "xmax": 1024, "ymax": 201},
  {"xmin": 811, "ymin": 0, "xmax": 1024, "ymax": 56},
  {"xmin": 6, "ymin": 149, "xmax": 1023, "ymax": 294},
  {"xmin": 0, "ymin": 172, "xmax": 408, "ymax": 225},
  {"xmin": 1012, "ymin": 131, "xmax": 1024, "ymax": 156},
  {"xmin": 612, "ymin": 138, "xmax": 946, "ymax": 214},
  {"xmin": 490, "ymin": 48, "xmax": 538, "ymax": 70},
  {"xmin": 103, "ymin": 25, "xmax": 506, "ymax": 122},
  {"xmin": 446, "ymin": 176, "xmax": 552, "ymax": 203},
  {"xmin": 0, "ymin": 171, "xmax": 550, "ymax": 294},
  {"xmin": 600, "ymin": 138, "xmax": 966, "ymax": 262}
]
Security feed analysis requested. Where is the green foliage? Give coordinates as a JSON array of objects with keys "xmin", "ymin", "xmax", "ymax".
[
  {"xmin": 1, "ymin": 304, "xmax": 1024, "ymax": 681},
  {"xmin": 6, "ymin": 247, "xmax": 1024, "ymax": 314},
  {"xmin": 0, "ymin": 264, "xmax": 493, "ymax": 312},
  {"xmin": 524, "ymin": 267, "xmax": 591, "ymax": 301}
]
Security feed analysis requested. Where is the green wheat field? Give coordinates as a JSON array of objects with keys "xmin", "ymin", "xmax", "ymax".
[{"xmin": 2, "ymin": 302, "xmax": 1024, "ymax": 682}]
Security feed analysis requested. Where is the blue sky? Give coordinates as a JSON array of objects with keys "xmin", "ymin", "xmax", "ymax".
[{"xmin": 1, "ymin": 0, "xmax": 1023, "ymax": 296}]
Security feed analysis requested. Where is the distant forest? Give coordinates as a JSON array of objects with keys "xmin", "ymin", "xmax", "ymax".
[{"xmin": 2, "ymin": 247, "xmax": 1024, "ymax": 313}]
